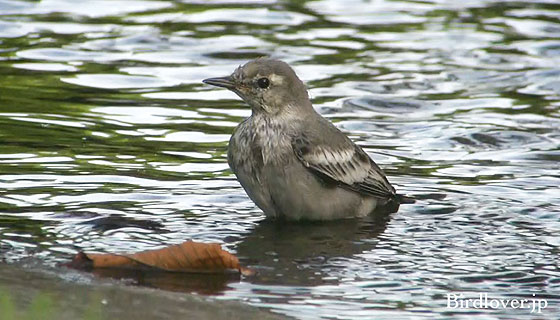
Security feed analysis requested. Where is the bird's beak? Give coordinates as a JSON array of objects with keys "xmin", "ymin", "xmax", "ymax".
[{"xmin": 202, "ymin": 75, "xmax": 236, "ymax": 90}]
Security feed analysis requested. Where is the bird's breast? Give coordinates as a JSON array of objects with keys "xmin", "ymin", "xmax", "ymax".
[
  {"xmin": 230, "ymin": 116, "xmax": 294, "ymax": 174},
  {"xmin": 253, "ymin": 119, "xmax": 293, "ymax": 165}
]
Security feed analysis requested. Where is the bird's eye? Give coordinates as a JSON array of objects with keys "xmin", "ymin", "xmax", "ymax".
[{"xmin": 257, "ymin": 77, "xmax": 270, "ymax": 89}]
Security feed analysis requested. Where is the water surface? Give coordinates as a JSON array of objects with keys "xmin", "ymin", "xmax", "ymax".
[{"xmin": 0, "ymin": 0, "xmax": 559, "ymax": 319}]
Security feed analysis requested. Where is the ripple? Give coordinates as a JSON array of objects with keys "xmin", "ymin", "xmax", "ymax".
[
  {"xmin": 62, "ymin": 74, "xmax": 181, "ymax": 89},
  {"xmin": 362, "ymin": 29, "xmax": 502, "ymax": 51},
  {"xmin": 92, "ymin": 106, "xmax": 204, "ymax": 125},
  {"xmin": 12, "ymin": 63, "xmax": 78, "ymax": 72},
  {"xmin": 146, "ymin": 131, "xmax": 230, "ymax": 143},
  {"xmin": 500, "ymin": 17, "xmax": 560, "ymax": 38},
  {"xmin": 344, "ymin": 96, "xmax": 430, "ymax": 114},
  {"xmin": 129, "ymin": 8, "xmax": 314, "ymax": 26},
  {"xmin": 152, "ymin": 162, "xmax": 229, "ymax": 174},
  {"xmin": 519, "ymin": 70, "xmax": 560, "ymax": 97},
  {"xmin": 81, "ymin": 34, "xmax": 271, "ymax": 64},
  {"xmin": 144, "ymin": 90, "xmax": 237, "ymax": 101},
  {"xmin": 17, "ymin": 48, "xmax": 128, "ymax": 62},
  {"xmin": 0, "ymin": 20, "xmax": 33, "ymax": 38},
  {"xmin": 510, "ymin": 40, "xmax": 560, "ymax": 58},
  {"xmin": 121, "ymin": 63, "xmax": 245, "ymax": 85},
  {"xmin": 1, "ymin": 0, "xmax": 172, "ymax": 18},
  {"xmin": 307, "ymin": 0, "xmax": 429, "ymax": 25}
]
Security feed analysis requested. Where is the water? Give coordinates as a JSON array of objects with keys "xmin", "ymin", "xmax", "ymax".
[{"xmin": 1, "ymin": 0, "xmax": 559, "ymax": 319}]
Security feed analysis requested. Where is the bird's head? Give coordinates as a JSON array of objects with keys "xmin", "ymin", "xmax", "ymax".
[{"xmin": 203, "ymin": 58, "xmax": 311, "ymax": 115}]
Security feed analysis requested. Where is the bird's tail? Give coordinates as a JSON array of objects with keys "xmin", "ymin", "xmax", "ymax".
[
  {"xmin": 396, "ymin": 194, "xmax": 416, "ymax": 204},
  {"xmin": 395, "ymin": 192, "xmax": 447, "ymax": 204}
]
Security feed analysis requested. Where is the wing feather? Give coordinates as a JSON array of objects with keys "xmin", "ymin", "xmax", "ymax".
[{"xmin": 292, "ymin": 135, "xmax": 396, "ymax": 199}]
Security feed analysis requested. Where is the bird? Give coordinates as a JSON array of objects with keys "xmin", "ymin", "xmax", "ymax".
[{"xmin": 203, "ymin": 58, "xmax": 406, "ymax": 220}]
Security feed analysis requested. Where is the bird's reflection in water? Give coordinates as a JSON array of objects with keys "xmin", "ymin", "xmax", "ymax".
[
  {"xmin": 236, "ymin": 205, "xmax": 395, "ymax": 286},
  {"xmin": 85, "ymin": 206, "xmax": 395, "ymax": 294},
  {"xmin": 90, "ymin": 267, "xmax": 240, "ymax": 295}
]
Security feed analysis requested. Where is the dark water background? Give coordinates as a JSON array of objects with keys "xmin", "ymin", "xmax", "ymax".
[{"xmin": 0, "ymin": 0, "xmax": 559, "ymax": 319}]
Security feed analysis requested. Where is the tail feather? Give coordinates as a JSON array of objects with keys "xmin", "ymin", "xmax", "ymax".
[{"xmin": 396, "ymin": 194, "xmax": 416, "ymax": 204}]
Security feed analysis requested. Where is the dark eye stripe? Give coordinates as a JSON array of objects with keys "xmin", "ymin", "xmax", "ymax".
[{"xmin": 257, "ymin": 77, "xmax": 270, "ymax": 89}]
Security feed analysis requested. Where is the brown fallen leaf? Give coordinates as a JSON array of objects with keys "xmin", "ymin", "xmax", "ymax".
[{"xmin": 65, "ymin": 240, "xmax": 255, "ymax": 276}]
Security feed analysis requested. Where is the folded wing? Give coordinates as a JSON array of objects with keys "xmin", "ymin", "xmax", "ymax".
[{"xmin": 292, "ymin": 135, "xmax": 396, "ymax": 199}]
